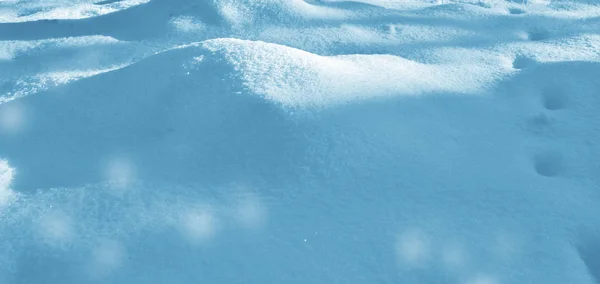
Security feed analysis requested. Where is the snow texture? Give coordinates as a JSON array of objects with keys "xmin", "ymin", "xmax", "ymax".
[{"xmin": 1, "ymin": 0, "xmax": 600, "ymax": 283}]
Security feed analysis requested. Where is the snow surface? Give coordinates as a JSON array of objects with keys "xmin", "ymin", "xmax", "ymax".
[{"xmin": 1, "ymin": 0, "xmax": 600, "ymax": 283}]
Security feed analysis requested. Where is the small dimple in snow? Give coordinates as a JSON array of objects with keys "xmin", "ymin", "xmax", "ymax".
[
  {"xmin": 529, "ymin": 113, "xmax": 551, "ymax": 128},
  {"xmin": 526, "ymin": 113, "xmax": 555, "ymax": 136},
  {"xmin": 534, "ymin": 151, "xmax": 565, "ymax": 177},
  {"xmin": 527, "ymin": 28, "xmax": 550, "ymax": 41},
  {"xmin": 0, "ymin": 160, "xmax": 15, "ymax": 206},
  {"xmin": 542, "ymin": 89, "xmax": 567, "ymax": 111}
]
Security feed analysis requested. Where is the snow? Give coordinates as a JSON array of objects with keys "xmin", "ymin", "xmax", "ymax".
[
  {"xmin": 202, "ymin": 38, "xmax": 507, "ymax": 107},
  {"xmin": 0, "ymin": 159, "xmax": 15, "ymax": 205},
  {"xmin": 0, "ymin": 0, "xmax": 600, "ymax": 283},
  {"xmin": 0, "ymin": 0, "xmax": 151, "ymax": 23}
]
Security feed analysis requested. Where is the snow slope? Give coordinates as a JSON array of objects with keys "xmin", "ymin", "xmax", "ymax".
[{"xmin": 1, "ymin": 0, "xmax": 600, "ymax": 283}]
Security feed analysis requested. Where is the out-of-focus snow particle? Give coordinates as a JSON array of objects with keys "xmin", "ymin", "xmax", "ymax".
[
  {"xmin": 36, "ymin": 210, "xmax": 74, "ymax": 246},
  {"xmin": 104, "ymin": 156, "xmax": 136, "ymax": 191},
  {"xmin": 88, "ymin": 240, "xmax": 125, "ymax": 278},
  {"xmin": 395, "ymin": 228, "xmax": 430, "ymax": 268},
  {"xmin": 180, "ymin": 207, "xmax": 217, "ymax": 245},
  {"xmin": 0, "ymin": 102, "xmax": 28, "ymax": 135},
  {"xmin": 233, "ymin": 193, "xmax": 267, "ymax": 230}
]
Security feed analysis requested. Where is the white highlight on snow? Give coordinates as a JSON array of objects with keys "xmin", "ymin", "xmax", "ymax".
[
  {"xmin": 192, "ymin": 55, "xmax": 205, "ymax": 63},
  {"xmin": 35, "ymin": 68, "xmax": 125, "ymax": 86},
  {"xmin": 258, "ymin": 23, "xmax": 475, "ymax": 55},
  {"xmin": 0, "ymin": 0, "xmax": 151, "ymax": 23},
  {"xmin": 35, "ymin": 210, "xmax": 74, "ymax": 246},
  {"xmin": 395, "ymin": 228, "xmax": 430, "ymax": 268},
  {"xmin": 524, "ymin": 2, "xmax": 600, "ymax": 19},
  {"xmin": 0, "ymin": 160, "xmax": 16, "ymax": 206},
  {"xmin": 170, "ymin": 16, "xmax": 205, "ymax": 33},
  {"xmin": 202, "ymin": 39, "xmax": 505, "ymax": 107},
  {"xmin": 217, "ymin": 1, "xmax": 253, "ymax": 27},
  {"xmin": 0, "ymin": 41, "xmax": 36, "ymax": 61},
  {"xmin": 180, "ymin": 206, "xmax": 218, "ymax": 245}
]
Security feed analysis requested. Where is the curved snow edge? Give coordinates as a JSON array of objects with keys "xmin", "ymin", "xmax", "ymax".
[{"xmin": 200, "ymin": 38, "xmax": 510, "ymax": 108}]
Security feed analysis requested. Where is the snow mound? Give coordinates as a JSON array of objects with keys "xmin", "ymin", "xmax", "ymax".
[{"xmin": 203, "ymin": 39, "xmax": 507, "ymax": 107}]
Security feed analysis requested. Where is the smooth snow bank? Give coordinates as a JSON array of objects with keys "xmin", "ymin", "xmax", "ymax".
[
  {"xmin": 0, "ymin": 0, "xmax": 150, "ymax": 23},
  {"xmin": 203, "ymin": 39, "xmax": 507, "ymax": 107}
]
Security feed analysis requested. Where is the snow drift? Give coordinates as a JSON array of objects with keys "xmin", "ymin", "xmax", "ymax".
[{"xmin": 1, "ymin": 0, "xmax": 600, "ymax": 283}]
